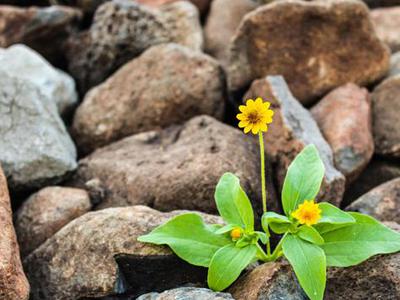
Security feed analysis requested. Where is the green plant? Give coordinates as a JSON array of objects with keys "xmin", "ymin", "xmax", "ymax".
[{"xmin": 138, "ymin": 98, "xmax": 400, "ymax": 300}]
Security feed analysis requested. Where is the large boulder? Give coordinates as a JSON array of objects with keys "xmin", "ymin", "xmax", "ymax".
[
  {"xmin": 72, "ymin": 43, "xmax": 225, "ymax": 154},
  {"xmin": 227, "ymin": 0, "xmax": 389, "ymax": 105},
  {"xmin": 371, "ymin": 7, "xmax": 400, "ymax": 52},
  {"xmin": 71, "ymin": 115, "xmax": 277, "ymax": 213},
  {"xmin": 0, "ymin": 166, "xmax": 29, "ymax": 300},
  {"xmin": 0, "ymin": 44, "xmax": 77, "ymax": 116},
  {"xmin": 0, "ymin": 72, "xmax": 77, "ymax": 190},
  {"xmin": 15, "ymin": 187, "xmax": 91, "ymax": 257},
  {"xmin": 244, "ymin": 76, "xmax": 345, "ymax": 206},
  {"xmin": 0, "ymin": 5, "xmax": 82, "ymax": 66},
  {"xmin": 24, "ymin": 205, "xmax": 222, "ymax": 300},
  {"xmin": 137, "ymin": 287, "xmax": 234, "ymax": 300},
  {"xmin": 67, "ymin": 0, "xmax": 203, "ymax": 93},
  {"xmin": 311, "ymin": 83, "xmax": 374, "ymax": 183}
]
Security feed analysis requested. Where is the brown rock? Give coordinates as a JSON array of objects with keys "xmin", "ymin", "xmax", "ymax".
[
  {"xmin": 0, "ymin": 5, "xmax": 82, "ymax": 67},
  {"xmin": 136, "ymin": 0, "xmax": 212, "ymax": 14},
  {"xmin": 0, "ymin": 166, "xmax": 29, "ymax": 300},
  {"xmin": 311, "ymin": 83, "xmax": 374, "ymax": 183},
  {"xmin": 228, "ymin": 0, "xmax": 390, "ymax": 105},
  {"xmin": 67, "ymin": 0, "xmax": 203, "ymax": 93},
  {"xmin": 71, "ymin": 115, "xmax": 278, "ymax": 213},
  {"xmin": 204, "ymin": 0, "xmax": 259, "ymax": 68},
  {"xmin": 24, "ymin": 205, "xmax": 222, "ymax": 300},
  {"xmin": 346, "ymin": 178, "xmax": 400, "ymax": 223},
  {"xmin": 371, "ymin": 7, "xmax": 400, "ymax": 52},
  {"xmin": 372, "ymin": 75, "xmax": 400, "ymax": 158},
  {"xmin": 15, "ymin": 186, "xmax": 91, "ymax": 257},
  {"xmin": 245, "ymin": 76, "xmax": 345, "ymax": 206},
  {"xmin": 72, "ymin": 43, "xmax": 225, "ymax": 154},
  {"xmin": 228, "ymin": 260, "xmax": 305, "ymax": 299}
]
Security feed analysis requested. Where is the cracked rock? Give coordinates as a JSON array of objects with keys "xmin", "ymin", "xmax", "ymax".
[
  {"xmin": 0, "ymin": 72, "xmax": 77, "ymax": 190},
  {"xmin": 244, "ymin": 76, "xmax": 345, "ymax": 206}
]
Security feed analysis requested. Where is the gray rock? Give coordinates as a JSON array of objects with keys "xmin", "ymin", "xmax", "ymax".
[
  {"xmin": 72, "ymin": 43, "xmax": 225, "ymax": 154},
  {"xmin": 71, "ymin": 115, "xmax": 278, "ymax": 213},
  {"xmin": 67, "ymin": 0, "xmax": 203, "ymax": 93},
  {"xmin": 24, "ymin": 205, "xmax": 223, "ymax": 300},
  {"xmin": 15, "ymin": 186, "xmax": 91, "ymax": 257},
  {"xmin": 0, "ymin": 72, "xmax": 77, "ymax": 190},
  {"xmin": 389, "ymin": 51, "xmax": 400, "ymax": 78},
  {"xmin": 244, "ymin": 76, "xmax": 345, "ymax": 206},
  {"xmin": 0, "ymin": 44, "xmax": 78, "ymax": 116},
  {"xmin": 137, "ymin": 287, "xmax": 234, "ymax": 300}
]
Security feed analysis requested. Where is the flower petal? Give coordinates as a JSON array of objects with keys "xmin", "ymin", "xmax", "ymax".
[
  {"xmin": 244, "ymin": 126, "xmax": 252, "ymax": 133},
  {"xmin": 238, "ymin": 120, "xmax": 248, "ymax": 128},
  {"xmin": 239, "ymin": 105, "xmax": 247, "ymax": 113},
  {"xmin": 236, "ymin": 113, "xmax": 246, "ymax": 120}
]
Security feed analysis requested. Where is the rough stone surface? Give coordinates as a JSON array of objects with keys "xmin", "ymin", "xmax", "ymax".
[
  {"xmin": 245, "ymin": 76, "xmax": 345, "ymax": 206},
  {"xmin": 137, "ymin": 287, "xmax": 234, "ymax": 300},
  {"xmin": 204, "ymin": 0, "xmax": 259, "ymax": 68},
  {"xmin": 0, "ymin": 166, "xmax": 30, "ymax": 300},
  {"xmin": 343, "ymin": 159, "xmax": 400, "ymax": 206},
  {"xmin": 228, "ymin": 0, "xmax": 390, "ymax": 105},
  {"xmin": 71, "ymin": 115, "xmax": 277, "ymax": 213},
  {"xmin": 0, "ymin": 5, "xmax": 82, "ymax": 66},
  {"xmin": 228, "ymin": 260, "xmax": 306, "ymax": 300},
  {"xmin": 15, "ymin": 186, "xmax": 91, "ymax": 257},
  {"xmin": 67, "ymin": 0, "xmax": 203, "ymax": 93},
  {"xmin": 389, "ymin": 51, "xmax": 400, "ymax": 78},
  {"xmin": 136, "ymin": 0, "xmax": 212, "ymax": 14},
  {"xmin": 346, "ymin": 178, "xmax": 400, "ymax": 223},
  {"xmin": 372, "ymin": 75, "xmax": 400, "ymax": 158},
  {"xmin": 0, "ymin": 44, "xmax": 78, "ymax": 116},
  {"xmin": 72, "ymin": 43, "xmax": 225, "ymax": 154},
  {"xmin": 311, "ymin": 83, "xmax": 374, "ymax": 183},
  {"xmin": 371, "ymin": 7, "xmax": 400, "ymax": 52},
  {"xmin": 0, "ymin": 72, "xmax": 77, "ymax": 190},
  {"xmin": 24, "ymin": 205, "xmax": 223, "ymax": 300}
]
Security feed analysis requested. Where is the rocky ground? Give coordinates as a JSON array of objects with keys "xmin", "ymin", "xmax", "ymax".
[{"xmin": 0, "ymin": 0, "xmax": 400, "ymax": 299}]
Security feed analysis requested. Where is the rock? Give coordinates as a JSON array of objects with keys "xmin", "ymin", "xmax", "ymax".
[
  {"xmin": 24, "ymin": 205, "xmax": 223, "ymax": 300},
  {"xmin": 204, "ymin": 0, "xmax": 259, "ymax": 67},
  {"xmin": 372, "ymin": 75, "xmax": 400, "ymax": 158},
  {"xmin": 343, "ymin": 159, "xmax": 400, "ymax": 206},
  {"xmin": 137, "ymin": 287, "xmax": 234, "ymax": 300},
  {"xmin": 72, "ymin": 43, "xmax": 225, "ymax": 154},
  {"xmin": 67, "ymin": 0, "xmax": 203, "ymax": 93},
  {"xmin": 15, "ymin": 187, "xmax": 91, "ymax": 257},
  {"xmin": 311, "ymin": 83, "xmax": 374, "ymax": 183},
  {"xmin": 346, "ymin": 178, "xmax": 400, "ymax": 223},
  {"xmin": 71, "ymin": 115, "xmax": 277, "ymax": 213},
  {"xmin": 49, "ymin": 0, "xmax": 110, "ymax": 13},
  {"xmin": 136, "ymin": 0, "xmax": 212, "ymax": 14},
  {"xmin": 389, "ymin": 51, "xmax": 400, "ymax": 78},
  {"xmin": 0, "ymin": 166, "xmax": 30, "ymax": 300},
  {"xmin": 244, "ymin": 76, "xmax": 345, "ymax": 206},
  {"xmin": 228, "ymin": 260, "xmax": 305, "ymax": 299},
  {"xmin": 0, "ymin": 72, "xmax": 77, "ymax": 190},
  {"xmin": 0, "ymin": 5, "xmax": 82, "ymax": 67},
  {"xmin": 0, "ymin": 44, "xmax": 78, "ymax": 116},
  {"xmin": 227, "ymin": 0, "xmax": 390, "ymax": 105},
  {"xmin": 371, "ymin": 7, "xmax": 400, "ymax": 52}
]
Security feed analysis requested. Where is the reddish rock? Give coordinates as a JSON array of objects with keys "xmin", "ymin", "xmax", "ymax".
[
  {"xmin": 372, "ymin": 75, "xmax": 400, "ymax": 158},
  {"xmin": 15, "ymin": 187, "xmax": 91, "ymax": 257},
  {"xmin": 71, "ymin": 115, "xmax": 278, "ymax": 213},
  {"xmin": 204, "ymin": 0, "xmax": 259, "ymax": 67},
  {"xmin": 371, "ymin": 7, "xmax": 400, "ymax": 52},
  {"xmin": 0, "ymin": 5, "xmax": 82, "ymax": 66},
  {"xmin": 0, "ymin": 166, "xmax": 29, "ymax": 300},
  {"xmin": 311, "ymin": 83, "xmax": 374, "ymax": 183},
  {"xmin": 228, "ymin": 0, "xmax": 389, "ymax": 105},
  {"xmin": 244, "ymin": 76, "xmax": 345, "ymax": 206},
  {"xmin": 72, "ymin": 43, "xmax": 225, "ymax": 154},
  {"xmin": 346, "ymin": 178, "xmax": 400, "ymax": 223}
]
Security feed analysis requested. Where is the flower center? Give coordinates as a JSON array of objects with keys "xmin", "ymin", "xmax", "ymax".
[
  {"xmin": 247, "ymin": 111, "xmax": 261, "ymax": 124},
  {"xmin": 230, "ymin": 227, "xmax": 242, "ymax": 239}
]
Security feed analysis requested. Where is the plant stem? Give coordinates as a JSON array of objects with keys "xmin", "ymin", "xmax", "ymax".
[
  {"xmin": 270, "ymin": 233, "xmax": 287, "ymax": 261},
  {"xmin": 259, "ymin": 132, "xmax": 267, "ymax": 213},
  {"xmin": 256, "ymin": 243, "xmax": 272, "ymax": 262}
]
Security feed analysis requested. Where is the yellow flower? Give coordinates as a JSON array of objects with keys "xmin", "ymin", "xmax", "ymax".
[
  {"xmin": 230, "ymin": 227, "xmax": 242, "ymax": 240},
  {"xmin": 237, "ymin": 97, "xmax": 274, "ymax": 134},
  {"xmin": 292, "ymin": 200, "xmax": 322, "ymax": 226}
]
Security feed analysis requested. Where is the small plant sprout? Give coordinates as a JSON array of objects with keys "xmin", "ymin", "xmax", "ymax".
[{"xmin": 138, "ymin": 97, "xmax": 400, "ymax": 300}]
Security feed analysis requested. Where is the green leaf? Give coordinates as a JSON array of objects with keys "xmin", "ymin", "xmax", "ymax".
[
  {"xmin": 318, "ymin": 202, "xmax": 355, "ymax": 224},
  {"xmin": 321, "ymin": 212, "xmax": 400, "ymax": 267},
  {"xmin": 138, "ymin": 213, "xmax": 231, "ymax": 267},
  {"xmin": 208, "ymin": 244, "xmax": 257, "ymax": 291},
  {"xmin": 283, "ymin": 234, "xmax": 326, "ymax": 300},
  {"xmin": 215, "ymin": 224, "xmax": 237, "ymax": 235},
  {"xmin": 215, "ymin": 173, "xmax": 254, "ymax": 230},
  {"xmin": 262, "ymin": 211, "xmax": 292, "ymax": 234},
  {"xmin": 282, "ymin": 145, "xmax": 325, "ymax": 216},
  {"xmin": 298, "ymin": 225, "xmax": 324, "ymax": 245}
]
